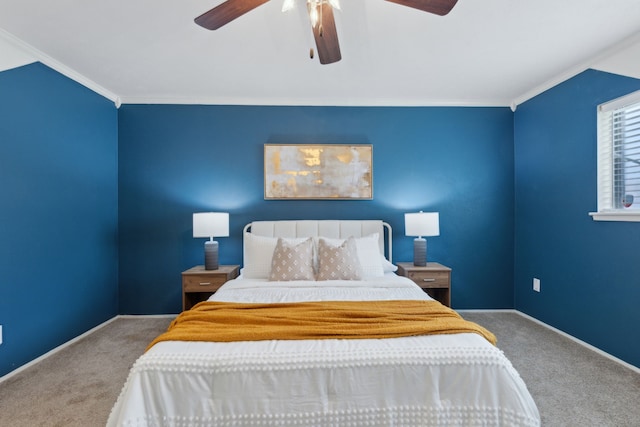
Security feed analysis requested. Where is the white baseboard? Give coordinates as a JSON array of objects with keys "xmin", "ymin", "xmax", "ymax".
[
  {"xmin": 117, "ymin": 314, "xmax": 178, "ymax": 319},
  {"xmin": 0, "ymin": 316, "xmax": 119, "ymax": 384},
  {"xmin": 458, "ymin": 308, "xmax": 640, "ymax": 374},
  {"xmin": 457, "ymin": 309, "xmax": 517, "ymax": 313},
  {"xmin": 0, "ymin": 314, "xmax": 178, "ymax": 384},
  {"xmin": 514, "ymin": 310, "xmax": 640, "ymax": 375},
  {"xmin": 2, "ymin": 310, "xmax": 637, "ymax": 383}
]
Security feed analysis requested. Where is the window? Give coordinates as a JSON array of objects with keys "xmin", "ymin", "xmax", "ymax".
[{"xmin": 591, "ymin": 90, "xmax": 640, "ymax": 222}]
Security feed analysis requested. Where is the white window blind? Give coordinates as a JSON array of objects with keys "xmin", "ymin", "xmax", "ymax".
[{"xmin": 592, "ymin": 89, "xmax": 640, "ymax": 222}]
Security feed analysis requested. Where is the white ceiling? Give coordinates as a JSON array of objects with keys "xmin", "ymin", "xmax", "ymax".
[{"xmin": 1, "ymin": 0, "xmax": 640, "ymax": 108}]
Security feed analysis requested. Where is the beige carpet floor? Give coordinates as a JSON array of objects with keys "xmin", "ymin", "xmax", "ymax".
[
  {"xmin": 0, "ymin": 312, "xmax": 639, "ymax": 426},
  {"xmin": 0, "ymin": 317, "xmax": 172, "ymax": 427},
  {"xmin": 463, "ymin": 312, "xmax": 640, "ymax": 426}
]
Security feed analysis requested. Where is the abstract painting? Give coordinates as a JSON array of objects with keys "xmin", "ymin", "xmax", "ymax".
[{"xmin": 264, "ymin": 144, "xmax": 373, "ymax": 199}]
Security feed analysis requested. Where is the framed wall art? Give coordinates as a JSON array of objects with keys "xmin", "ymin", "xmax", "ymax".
[{"xmin": 264, "ymin": 144, "xmax": 373, "ymax": 200}]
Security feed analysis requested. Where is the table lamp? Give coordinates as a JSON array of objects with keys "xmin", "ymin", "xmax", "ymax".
[
  {"xmin": 405, "ymin": 211, "xmax": 440, "ymax": 266},
  {"xmin": 193, "ymin": 212, "xmax": 229, "ymax": 270}
]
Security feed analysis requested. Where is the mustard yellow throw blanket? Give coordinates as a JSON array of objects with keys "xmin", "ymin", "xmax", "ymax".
[{"xmin": 148, "ymin": 300, "xmax": 496, "ymax": 351}]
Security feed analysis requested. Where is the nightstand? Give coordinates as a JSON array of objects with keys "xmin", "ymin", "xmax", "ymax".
[
  {"xmin": 396, "ymin": 262, "xmax": 452, "ymax": 307},
  {"xmin": 182, "ymin": 265, "xmax": 240, "ymax": 310}
]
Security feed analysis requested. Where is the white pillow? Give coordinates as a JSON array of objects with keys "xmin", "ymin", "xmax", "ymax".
[
  {"xmin": 380, "ymin": 254, "xmax": 398, "ymax": 273},
  {"xmin": 316, "ymin": 237, "xmax": 363, "ymax": 281},
  {"xmin": 317, "ymin": 233, "xmax": 384, "ymax": 278},
  {"xmin": 269, "ymin": 238, "xmax": 315, "ymax": 281},
  {"xmin": 243, "ymin": 233, "xmax": 309, "ymax": 279}
]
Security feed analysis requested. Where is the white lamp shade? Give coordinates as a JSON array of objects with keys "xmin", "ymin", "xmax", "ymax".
[
  {"xmin": 405, "ymin": 212, "xmax": 440, "ymax": 237},
  {"xmin": 193, "ymin": 212, "xmax": 229, "ymax": 238}
]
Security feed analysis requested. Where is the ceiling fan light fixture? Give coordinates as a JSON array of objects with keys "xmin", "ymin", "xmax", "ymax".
[
  {"xmin": 328, "ymin": 0, "xmax": 341, "ymax": 10},
  {"xmin": 308, "ymin": 1, "xmax": 320, "ymax": 26},
  {"xmin": 196, "ymin": 0, "xmax": 458, "ymax": 65},
  {"xmin": 282, "ymin": 0, "xmax": 295, "ymax": 12},
  {"xmin": 307, "ymin": 0, "xmax": 340, "ymax": 28}
]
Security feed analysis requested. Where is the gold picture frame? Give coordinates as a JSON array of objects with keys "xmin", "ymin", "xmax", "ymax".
[{"xmin": 264, "ymin": 144, "xmax": 373, "ymax": 200}]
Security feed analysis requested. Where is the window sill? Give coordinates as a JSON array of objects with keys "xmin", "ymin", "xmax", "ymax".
[{"xmin": 589, "ymin": 211, "xmax": 640, "ymax": 222}]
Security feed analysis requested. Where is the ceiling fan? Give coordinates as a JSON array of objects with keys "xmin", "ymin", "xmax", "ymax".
[{"xmin": 194, "ymin": 0, "xmax": 459, "ymax": 65}]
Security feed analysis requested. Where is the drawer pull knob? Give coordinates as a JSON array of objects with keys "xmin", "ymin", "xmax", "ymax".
[
  {"xmin": 199, "ymin": 282, "xmax": 211, "ymax": 286},
  {"xmin": 422, "ymin": 278, "xmax": 436, "ymax": 282}
]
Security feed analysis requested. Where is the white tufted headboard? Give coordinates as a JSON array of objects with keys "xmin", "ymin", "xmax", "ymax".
[{"xmin": 243, "ymin": 220, "xmax": 392, "ymax": 262}]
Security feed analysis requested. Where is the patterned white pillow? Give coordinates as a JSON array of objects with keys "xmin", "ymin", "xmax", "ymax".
[
  {"xmin": 318, "ymin": 233, "xmax": 384, "ymax": 277},
  {"xmin": 316, "ymin": 237, "xmax": 363, "ymax": 281},
  {"xmin": 269, "ymin": 238, "xmax": 315, "ymax": 281}
]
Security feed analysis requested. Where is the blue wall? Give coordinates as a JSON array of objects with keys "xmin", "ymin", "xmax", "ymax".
[
  {"xmin": 0, "ymin": 63, "xmax": 119, "ymax": 377},
  {"xmin": 118, "ymin": 105, "xmax": 515, "ymax": 314},
  {"xmin": 6, "ymin": 62, "xmax": 637, "ymax": 376},
  {"xmin": 514, "ymin": 69, "xmax": 640, "ymax": 368}
]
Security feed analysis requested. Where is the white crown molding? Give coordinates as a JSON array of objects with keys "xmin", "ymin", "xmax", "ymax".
[
  {"xmin": 0, "ymin": 30, "xmax": 36, "ymax": 72},
  {"xmin": 0, "ymin": 28, "xmax": 120, "ymax": 106},
  {"xmin": 510, "ymin": 30, "xmax": 640, "ymax": 110},
  {"xmin": 117, "ymin": 95, "xmax": 511, "ymax": 108}
]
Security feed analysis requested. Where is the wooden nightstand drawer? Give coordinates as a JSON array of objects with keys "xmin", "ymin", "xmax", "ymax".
[
  {"xmin": 405, "ymin": 271, "xmax": 449, "ymax": 288},
  {"xmin": 182, "ymin": 265, "xmax": 240, "ymax": 310},
  {"xmin": 183, "ymin": 275, "xmax": 227, "ymax": 292},
  {"xmin": 396, "ymin": 262, "xmax": 452, "ymax": 307}
]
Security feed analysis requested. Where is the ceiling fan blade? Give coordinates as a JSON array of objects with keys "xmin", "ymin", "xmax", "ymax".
[
  {"xmin": 385, "ymin": 0, "xmax": 459, "ymax": 16},
  {"xmin": 195, "ymin": 0, "xmax": 270, "ymax": 30},
  {"xmin": 309, "ymin": 2, "xmax": 341, "ymax": 64}
]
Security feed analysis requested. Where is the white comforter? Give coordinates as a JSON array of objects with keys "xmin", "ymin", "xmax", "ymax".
[{"xmin": 108, "ymin": 274, "xmax": 540, "ymax": 426}]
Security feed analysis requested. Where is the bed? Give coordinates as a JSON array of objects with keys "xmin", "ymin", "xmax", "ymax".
[{"xmin": 108, "ymin": 220, "xmax": 540, "ymax": 426}]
